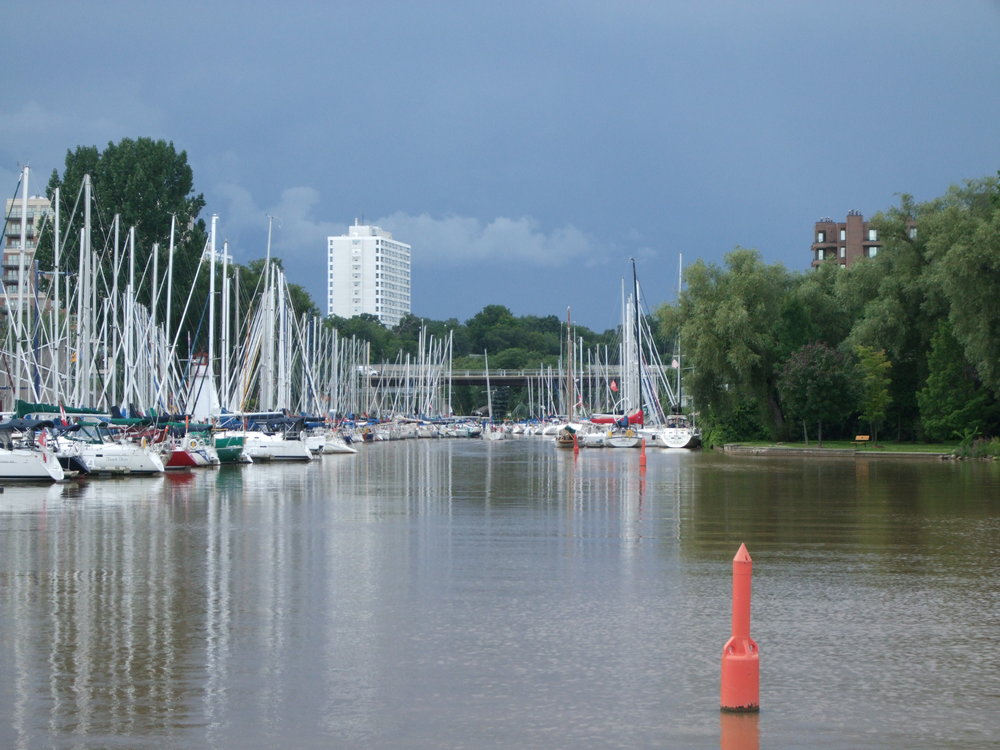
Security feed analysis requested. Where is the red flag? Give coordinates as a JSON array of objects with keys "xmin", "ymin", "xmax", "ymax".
[
  {"xmin": 610, "ymin": 380, "xmax": 618, "ymax": 392},
  {"xmin": 59, "ymin": 402, "xmax": 68, "ymax": 425}
]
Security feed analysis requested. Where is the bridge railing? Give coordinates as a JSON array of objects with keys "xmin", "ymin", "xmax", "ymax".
[{"xmin": 371, "ymin": 365, "xmax": 670, "ymax": 379}]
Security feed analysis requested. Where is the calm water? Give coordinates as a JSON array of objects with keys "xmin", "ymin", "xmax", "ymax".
[{"xmin": 1, "ymin": 440, "xmax": 998, "ymax": 749}]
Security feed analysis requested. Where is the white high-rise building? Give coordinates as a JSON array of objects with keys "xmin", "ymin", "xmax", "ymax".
[
  {"xmin": 327, "ymin": 221, "xmax": 411, "ymax": 327},
  {"xmin": 3, "ymin": 195, "xmax": 52, "ymax": 314}
]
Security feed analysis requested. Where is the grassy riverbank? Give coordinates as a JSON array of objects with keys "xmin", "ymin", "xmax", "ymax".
[
  {"xmin": 732, "ymin": 440, "xmax": 959, "ymax": 454},
  {"xmin": 720, "ymin": 438, "xmax": 1000, "ymax": 459}
]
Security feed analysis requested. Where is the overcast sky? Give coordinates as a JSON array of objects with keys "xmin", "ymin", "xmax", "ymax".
[{"xmin": 3, "ymin": 1, "xmax": 999, "ymax": 331}]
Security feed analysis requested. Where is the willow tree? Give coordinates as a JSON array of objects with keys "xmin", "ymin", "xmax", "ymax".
[
  {"xmin": 922, "ymin": 174, "xmax": 1000, "ymax": 396},
  {"xmin": 673, "ymin": 248, "xmax": 794, "ymax": 439}
]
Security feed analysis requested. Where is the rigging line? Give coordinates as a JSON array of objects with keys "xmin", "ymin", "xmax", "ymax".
[{"xmin": 1, "ymin": 170, "xmax": 26, "ymax": 234}]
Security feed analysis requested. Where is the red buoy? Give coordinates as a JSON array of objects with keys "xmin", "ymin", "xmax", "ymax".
[{"xmin": 720, "ymin": 543, "xmax": 760, "ymax": 712}]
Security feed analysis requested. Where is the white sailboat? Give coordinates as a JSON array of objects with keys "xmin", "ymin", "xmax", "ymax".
[
  {"xmin": 61, "ymin": 423, "xmax": 165, "ymax": 475},
  {"xmin": 618, "ymin": 259, "xmax": 700, "ymax": 450}
]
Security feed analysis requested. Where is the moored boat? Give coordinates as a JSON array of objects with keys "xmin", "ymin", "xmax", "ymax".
[
  {"xmin": 214, "ymin": 433, "xmax": 251, "ymax": 463},
  {"xmin": 164, "ymin": 432, "xmax": 220, "ymax": 468},
  {"xmin": 61, "ymin": 423, "xmax": 165, "ymax": 475},
  {"xmin": 0, "ymin": 418, "xmax": 66, "ymax": 482}
]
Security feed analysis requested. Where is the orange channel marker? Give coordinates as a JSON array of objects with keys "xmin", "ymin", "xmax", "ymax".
[{"xmin": 720, "ymin": 543, "xmax": 760, "ymax": 712}]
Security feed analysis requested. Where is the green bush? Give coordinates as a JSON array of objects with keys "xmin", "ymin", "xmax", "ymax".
[{"xmin": 953, "ymin": 437, "xmax": 1000, "ymax": 459}]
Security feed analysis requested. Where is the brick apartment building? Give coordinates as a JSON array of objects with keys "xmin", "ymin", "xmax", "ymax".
[{"xmin": 810, "ymin": 210, "xmax": 883, "ymax": 268}]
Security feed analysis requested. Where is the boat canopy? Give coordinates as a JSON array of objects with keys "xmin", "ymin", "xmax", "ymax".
[
  {"xmin": 0, "ymin": 417, "xmax": 58, "ymax": 433},
  {"xmin": 589, "ymin": 410, "xmax": 644, "ymax": 426},
  {"xmin": 15, "ymin": 399, "xmax": 105, "ymax": 419}
]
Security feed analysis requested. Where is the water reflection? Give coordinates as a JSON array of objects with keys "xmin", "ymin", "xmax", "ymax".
[
  {"xmin": 720, "ymin": 712, "xmax": 760, "ymax": 750},
  {"xmin": 0, "ymin": 444, "xmax": 997, "ymax": 748}
]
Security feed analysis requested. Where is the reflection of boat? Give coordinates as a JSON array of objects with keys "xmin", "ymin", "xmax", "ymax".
[{"xmin": 0, "ymin": 482, "xmax": 66, "ymax": 509}]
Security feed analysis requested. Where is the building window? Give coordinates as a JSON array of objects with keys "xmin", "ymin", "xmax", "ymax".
[
  {"xmin": 868, "ymin": 228, "xmax": 877, "ymax": 242},
  {"xmin": 868, "ymin": 246, "xmax": 879, "ymax": 258},
  {"xmin": 839, "ymin": 246, "xmax": 846, "ymax": 258},
  {"xmin": 816, "ymin": 230, "xmax": 825, "ymax": 243},
  {"xmin": 839, "ymin": 229, "xmax": 846, "ymax": 241}
]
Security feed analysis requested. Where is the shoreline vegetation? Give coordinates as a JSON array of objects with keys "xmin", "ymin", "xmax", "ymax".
[
  {"xmin": 719, "ymin": 440, "xmax": 1000, "ymax": 460},
  {"xmin": 19, "ymin": 143, "xmax": 999, "ymax": 451}
]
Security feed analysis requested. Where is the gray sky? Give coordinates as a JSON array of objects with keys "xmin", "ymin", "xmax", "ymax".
[{"xmin": 4, "ymin": 1, "xmax": 999, "ymax": 331}]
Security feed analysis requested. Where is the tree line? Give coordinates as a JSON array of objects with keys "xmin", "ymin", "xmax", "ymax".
[
  {"xmin": 27, "ymin": 139, "xmax": 1000, "ymax": 445},
  {"xmin": 329, "ymin": 304, "xmax": 615, "ymax": 368},
  {"xmin": 656, "ymin": 174, "xmax": 1000, "ymax": 451}
]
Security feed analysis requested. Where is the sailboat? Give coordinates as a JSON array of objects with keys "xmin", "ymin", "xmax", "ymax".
[
  {"xmin": 655, "ymin": 256, "xmax": 701, "ymax": 449},
  {"xmin": 0, "ymin": 419, "xmax": 65, "ymax": 481},
  {"xmin": 602, "ymin": 259, "xmax": 700, "ymax": 450},
  {"xmin": 554, "ymin": 308, "xmax": 586, "ymax": 448}
]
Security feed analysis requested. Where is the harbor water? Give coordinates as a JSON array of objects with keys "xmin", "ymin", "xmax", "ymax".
[{"xmin": 1, "ymin": 439, "xmax": 998, "ymax": 748}]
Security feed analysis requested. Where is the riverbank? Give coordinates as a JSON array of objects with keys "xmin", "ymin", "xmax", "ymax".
[{"xmin": 721, "ymin": 443, "xmax": 955, "ymax": 460}]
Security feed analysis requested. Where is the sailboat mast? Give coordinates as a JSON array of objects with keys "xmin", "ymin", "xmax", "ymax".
[
  {"xmin": 676, "ymin": 253, "xmax": 683, "ymax": 411},
  {"xmin": 631, "ymin": 257, "xmax": 641, "ymax": 416},
  {"xmin": 484, "ymin": 350, "xmax": 492, "ymax": 422},
  {"xmin": 208, "ymin": 214, "xmax": 218, "ymax": 410},
  {"xmin": 565, "ymin": 307, "xmax": 573, "ymax": 419}
]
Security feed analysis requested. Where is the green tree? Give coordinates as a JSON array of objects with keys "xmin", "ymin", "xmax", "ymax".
[
  {"xmin": 777, "ymin": 342, "xmax": 855, "ymax": 445},
  {"xmin": 926, "ymin": 175, "xmax": 1000, "ymax": 394},
  {"xmin": 674, "ymin": 248, "xmax": 793, "ymax": 438},
  {"xmin": 855, "ymin": 345, "xmax": 892, "ymax": 442},
  {"xmin": 916, "ymin": 320, "xmax": 997, "ymax": 440},
  {"xmin": 328, "ymin": 314, "xmax": 399, "ymax": 362},
  {"xmin": 41, "ymin": 138, "xmax": 208, "ymax": 315},
  {"xmin": 241, "ymin": 258, "xmax": 319, "ymax": 319},
  {"xmin": 777, "ymin": 261, "xmax": 853, "ymax": 357},
  {"xmin": 843, "ymin": 214, "xmax": 931, "ymax": 439}
]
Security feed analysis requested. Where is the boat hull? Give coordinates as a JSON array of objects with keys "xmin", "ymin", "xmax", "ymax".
[
  {"xmin": 0, "ymin": 448, "xmax": 65, "ymax": 481},
  {"xmin": 70, "ymin": 441, "xmax": 165, "ymax": 475}
]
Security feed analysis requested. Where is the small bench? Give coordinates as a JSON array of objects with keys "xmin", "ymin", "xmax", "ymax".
[{"xmin": 854, "ymin": 435, "xmax": 870, "ymax": 448}]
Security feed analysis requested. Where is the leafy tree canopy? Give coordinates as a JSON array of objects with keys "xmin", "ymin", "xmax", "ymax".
[
  {"xmin": 855, "ymin": 345, "xmax": 892, "ymax": 441},
  {"xmin": 777, "ymin": 342, "xmax": 856, "ymax": 444}
]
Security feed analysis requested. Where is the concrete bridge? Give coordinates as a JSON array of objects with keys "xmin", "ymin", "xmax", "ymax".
[{"xmin": 370, "ymin": 365, "xmax": 671, "ymax": 389}]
